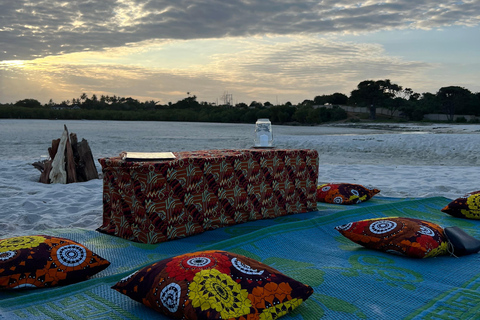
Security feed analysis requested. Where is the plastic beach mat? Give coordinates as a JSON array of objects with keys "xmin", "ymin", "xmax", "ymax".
[{"xmin": 1, "ymin": 197, "xmax": 479, "ymax": 319}]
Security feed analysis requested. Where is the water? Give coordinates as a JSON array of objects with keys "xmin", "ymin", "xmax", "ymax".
[
  {"xmin": 0, "ymin": 119, "xmax": 376, "ymax": 161},
  {"xmin": 0, "ymin": 120, "xmax": 256, "ymax": 161},
  {"xmin": 1, "ymin": 119, "xmax": 479, "ymax": 167}
]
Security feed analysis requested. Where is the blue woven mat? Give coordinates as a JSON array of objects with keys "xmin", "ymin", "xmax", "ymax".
[{"xmin": 2, "ymin": 197, "xmax": 479, "ymax": 319}]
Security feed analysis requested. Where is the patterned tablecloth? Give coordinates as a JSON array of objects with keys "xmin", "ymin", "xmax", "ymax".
[{"xmin": 97, "ymin": 149, "xmax": 319, "ymax": 243}]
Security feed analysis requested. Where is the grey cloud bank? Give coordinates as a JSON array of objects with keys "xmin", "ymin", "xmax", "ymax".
[{"xmin": 1, "ymin": 0, "xmax": 479, "ymax": 61}]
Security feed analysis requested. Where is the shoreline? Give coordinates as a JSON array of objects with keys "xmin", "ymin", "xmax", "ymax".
[{"xmin": 1, "ymin": 120, "xmax": 479, "ymax": 239}]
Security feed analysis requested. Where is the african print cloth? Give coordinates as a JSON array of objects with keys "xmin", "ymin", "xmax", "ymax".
[
  {"xmin": 2, "ymin": 197, "xmax": 480, "ymax": 320},
  {"xmin": 98, "ymin": 149, "xmax": 318, "ymax": 243}
]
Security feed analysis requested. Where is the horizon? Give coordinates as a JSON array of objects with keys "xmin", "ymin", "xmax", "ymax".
[{"xmin": 1, "ymin": 1, "xmax": 479, "ymax": 105}]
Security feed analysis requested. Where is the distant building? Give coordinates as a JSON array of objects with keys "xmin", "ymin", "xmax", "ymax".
[{"xmin": 51, "ymin": 104, "xmax": 81, "ymax": 110}]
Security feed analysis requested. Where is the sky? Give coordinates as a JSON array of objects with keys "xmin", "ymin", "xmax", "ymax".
[{"xmin": 0, "ymin": 0, "xmax": 479, "ymax": 106}]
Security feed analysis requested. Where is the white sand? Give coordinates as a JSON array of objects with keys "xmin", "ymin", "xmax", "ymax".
[{"xmin": 1, "ymin": 120, "xmax": 479, "ymax": 238}]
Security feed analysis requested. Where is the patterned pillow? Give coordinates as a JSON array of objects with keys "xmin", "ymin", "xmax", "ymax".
[
  {"xmin": 317, "ymin": 183, "xmax": 380, "ymax": 205},
  {"xmin": 112, "ymin": 250, "xmax": 313, "ymax": 319},
  {"xmin": 335, "ymin": 217, "xmax": 449, "ymax": 258},
  {"xmin": 441, "ymin": 190, "xmax": 480, "ymax": 219},
  {"xmin": 0, "ymin": 235, "xmax": 110, "ymax": 289}
]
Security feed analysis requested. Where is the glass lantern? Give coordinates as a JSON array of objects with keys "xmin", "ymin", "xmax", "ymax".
[{"xmin": 254, "ymin": 118, "xmax": 273, "ymax": 147}]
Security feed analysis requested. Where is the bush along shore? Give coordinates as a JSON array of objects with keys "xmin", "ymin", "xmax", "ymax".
[
  {"xmin": 1, "ymin": 80, "xmax": 479, "ymax": 124},
  {"xmin": 0, "ymin": 98, "xmax": 348, "ymax": 125}
]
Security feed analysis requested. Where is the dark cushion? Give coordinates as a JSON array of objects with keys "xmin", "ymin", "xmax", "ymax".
[
  {"xmin": 317, "ymin": 183, "xmax": 380, "ymax": 205},
  {"xmin": 441, "ymin": 191, "xmax": 480, "ymax": 219},
  {"xmin": 335, "ymin": 217, "xmax": 449, "ymax": 258},
  {"xmin": 444, "ymin": 226, "xmax": 480, "ymax": 256},
  {"xmin": 0, "ymin": 235, "xmax": 110, "ymax": 289},
  {"xmin": 112, "ymin": 250, "xmax": 313, "ymax": 319}
]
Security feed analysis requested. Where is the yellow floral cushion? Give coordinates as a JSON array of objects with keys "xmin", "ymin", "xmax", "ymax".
[
  {"xmin": 0, "ymin": 235, "xmax": 110, "ymax": 289},
  {"xmin": 335, "ymin": 217, "xmax": 449, "ymax": 258},
  {"xmin": 441, "ymin": 191, "xmax": 480, "ymax": 219},
  {"xmin": 112, "ymin": 250, "xmax": 313, "ymax": 319}
]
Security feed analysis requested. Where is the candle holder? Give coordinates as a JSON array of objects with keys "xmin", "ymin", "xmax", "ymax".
[{"xmin": 254, "ymin": 118, "xmax": 274, "ymax": 147}]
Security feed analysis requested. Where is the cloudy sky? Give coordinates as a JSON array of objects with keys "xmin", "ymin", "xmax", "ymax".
[{"xmin": 0, "ymin": 0, "xmax": 479, "ymax": 105}]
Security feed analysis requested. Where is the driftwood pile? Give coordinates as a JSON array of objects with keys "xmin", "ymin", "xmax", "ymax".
[{"xmin": 32, "ymin": 125, "xmax": 99, "ymax": 184}]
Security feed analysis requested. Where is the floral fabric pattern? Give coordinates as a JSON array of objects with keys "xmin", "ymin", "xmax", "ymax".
[
  {"xmin": 0, "ymin": 235, "xmax": 110, "ymax": 289},
  {"xmin": 335, "ymin": 217, "xmax": 448, "ymax": 258},
  {"xmin": 112, "ymin": 250, "xmax": 313, "ymax": 319},
  {"xmin": 317, "ymin": 183, "xmax": 380, "ymax": 205},
  {"xmin": 98, "ymin": 149, "xmax": 319, "ymax": 244},
  {"xmin": 441, "ymin": 190, "xmax": 480, "ymax": 219}
]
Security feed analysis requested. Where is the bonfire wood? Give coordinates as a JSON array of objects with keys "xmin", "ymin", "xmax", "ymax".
[
  {"xmin": 33, "ymin": 125, "xmax": 98, "ymax": 184},
  {"xmin": 49, "ymin": 127, "xmax": 68, "ymax": 184},
  {"xmin": 77, "ymin": 138, "xmax": 99, "ymax": 181},
  {"xmin": 32, "ymin": 161, "xmax": 44, "ymax": 172},
  {"xmin": 48, "ymin": 139, "xmax": 60, "ymax": 159},
  {"xmin": 64, "ymin": 126, "xmax": 77, "ymax": 183},
  {"xmin": 39, "ymin": 161, "xmax": 52, "ymax": 184}
]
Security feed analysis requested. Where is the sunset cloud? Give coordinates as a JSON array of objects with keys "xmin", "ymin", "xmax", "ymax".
[
  {"xmin": 1, "ymin": 0, "xmax": 478, "ymax": 60},
  {"xmin": 0, "ymin": 0, "xmax": 478, "ymax": 104}
]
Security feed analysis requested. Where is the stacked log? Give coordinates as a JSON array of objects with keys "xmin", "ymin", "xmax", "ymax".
[{"xmin": 32, "ymin": 125, "xmax": 99, "ymax": 184}]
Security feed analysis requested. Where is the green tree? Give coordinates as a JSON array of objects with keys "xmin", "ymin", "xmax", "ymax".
[
  {"xmin": 14, "ymin": 99, "xmax": 42, "ymax": 108},
  {"xmin": 350, "ymin": 79, "xmax": 401, "ymax": 120},
  {"xmin": 437, "ymin": 86, "xmax": 472, "ymax": 121},
  {"xmin": 249, "ymin": 101, "xmax": 262, "ymax": 108},
  {"xmin": 293, "ymin": 105, "xmax": 312, "ymax": 123},
  {"xmin": 329, "ymin": 92, "xmax": 349, "ymax": 105}
]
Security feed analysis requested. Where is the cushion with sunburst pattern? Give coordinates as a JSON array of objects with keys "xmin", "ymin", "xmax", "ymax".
[
  {"xmin": 0, "ymin": 235, "xmax": 110, "ymax": 289},
  {"xmin": 335, "ymin": 217, "xmax": 449, "ymax": 258},
  {"xmin": 112, "ymin": 250, "xmax": 313, "ymax": 319}
]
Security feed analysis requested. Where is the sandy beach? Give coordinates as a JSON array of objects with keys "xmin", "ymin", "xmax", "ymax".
[{"xmin": 1, "ymin": 119, "xmax": 478, "ymax": 239}]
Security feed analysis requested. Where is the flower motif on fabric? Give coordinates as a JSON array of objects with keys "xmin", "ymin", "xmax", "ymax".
[
  {"xmin": 258, "ymin": 298, "xmax": 303, "ymax": 320},
  {"xmin": 0, "ymin": 250, "xmax": 18, "ymax": 261},
  {"xmin": 418, "ymin": 226, "xmax": 435, "ymax": 237},
  {"xmin": 0, "ymin": 235, "xmax": 46, "ymax": 252},
  {"xmin": 165, "ymin": 250, "xmax": 231, "ymax": 281},
  {"xmin": 55, "ymin": 244, "xmax": 87, "ymax": 268},
  {"xmin": 189, "ymin": 268, "xmax": 251, "ymax": 318},
  {"xmin": 349, "ymin": 188, "xmax": 367, "ymax": 203},
  {"xmin": 466, "ymin": 193, "xmax": 480, "ymax": 213},
  {"xmin": 369, "ymin": 220, "xmax": 397, "ymax": 234},
  {"xmin": 335, "ymin": 222, "xmax": 353, "ymax": 231},
  {"xmin": 249, "ymin": 282, "xmax": 293, "ymax": 310},
  {"xmin": 232, "ymin": 257, "xmax": 264, "ymax": 275},
  {"xmin": 333, "ymin": 196, "xmax": 343, "ymax": 204},
  {"xmin": 12, "ymin": 283, "xmax": 37, "ymax": 289},
  {"xmin": 320, "ymin": 185, "xmax": 330, "ymax": 192},
  {"xmin": 160, "ymin": 282, "xmax": 182, "ymax": 313},
  {"xmin": 119, "ymin": 270, "xmax": 139, "ymax": 283}
]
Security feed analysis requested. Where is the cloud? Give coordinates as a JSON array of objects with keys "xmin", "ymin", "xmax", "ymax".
[
  {"xmin": 1, "ymin": 0, "xmax": 478, "ymax": 60},
  {"xmin": 0, "ymin": 36, "xmax": 434, "ymax": 104}
]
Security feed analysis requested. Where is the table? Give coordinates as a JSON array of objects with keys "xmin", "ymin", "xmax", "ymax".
[{"xmin": 97, "ymin": 149, "xmax": 319, "ymax": 243}]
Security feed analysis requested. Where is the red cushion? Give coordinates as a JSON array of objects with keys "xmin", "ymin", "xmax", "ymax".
[
  {"xmin": 317, "ymin": 183, "xmax": 380, "ymax": 205},
  {"xmin": 0, "ymin": 235, "xmax": 110, "ymax": 289},
  {"xmin": 335, "ymin": 217, "xmax": 448, "ymax": 258},
  {"xmin": 112, "ymin": 250, "xmax": 313, "ymax": 319},
  {"xmin": 441, "ymin": 190, "xmax": 480, "ymax": 219}
]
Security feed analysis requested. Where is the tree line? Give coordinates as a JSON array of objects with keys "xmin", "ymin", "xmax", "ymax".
[{"xmin": 1, "ymin": 80, "xmax": 479, "ymax": 124}]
